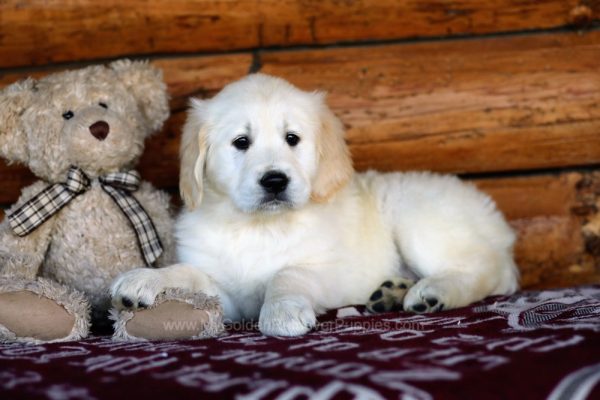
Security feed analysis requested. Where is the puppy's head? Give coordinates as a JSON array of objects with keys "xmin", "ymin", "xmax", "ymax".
[{"xmin": 180, "ymin": 73, "xmax": 353, "ymax": 213}]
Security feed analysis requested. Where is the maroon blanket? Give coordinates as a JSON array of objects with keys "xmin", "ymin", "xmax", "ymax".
[{"xmin": 1, "ymin": 285, "xmax": 599, "ymax": 399}]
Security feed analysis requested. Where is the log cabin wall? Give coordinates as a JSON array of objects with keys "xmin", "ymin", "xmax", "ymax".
[{"xmin": 1, "ymin": 0, "xmax": 599, "ymax": 288}]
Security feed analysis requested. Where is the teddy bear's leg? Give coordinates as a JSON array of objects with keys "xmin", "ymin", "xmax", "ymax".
[
  {"xmin": 111, "ymin": 288, "xmax": 224, "ymax": 341},
  {"xmin": 0, "ymin": 277, "xmax": 90, "ymax": 343}
]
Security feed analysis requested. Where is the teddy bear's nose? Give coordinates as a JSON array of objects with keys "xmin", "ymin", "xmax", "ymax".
[{"xmin": 89, "ymin": 121, "xmax": 110, "ymax": 141}]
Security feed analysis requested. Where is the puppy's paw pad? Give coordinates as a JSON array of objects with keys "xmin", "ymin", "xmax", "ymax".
[
  {"xmin": 410, "ymin": 300, "xmax": 445, "ymax": 313},
  {"xmin": 366, "ymin": 277, "xmax": 416, "ymax": 313},
  {"xmin": 121, "ymin": 297, "xmax": 134, "ymax": 308},
  {"xmin": 404, "ymin": 279, "xmax": 449, "ymax": 314},
  {"xmin": 409, "ymin": 297, "xmax": 445, "ymax": 313},
  {"xmin": 259, "ymin": 297, "xmax": 316, "ymax": 337},
  {"xmin": 138, "ymin": 301, "xmax": 150, "ymax": 309},
  {"xmin": 110, "ymin": 269, "xmax": 164, "ymax": 311},
  {"xmin": 411, "ymin": 303, "xmax": 427, "ymax": 313},
  {"xmin": 369, "ymin": 301, "xmax": 387, "ymax": 313},
  {"xmin": 370, "ymin": 289, "xmax": 383, "ymax": 301},
  {"xmin": 425, "ymin": 297, "xmax": 438, "ymax": 307}
]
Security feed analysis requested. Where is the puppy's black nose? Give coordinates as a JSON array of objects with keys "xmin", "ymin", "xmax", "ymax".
[
  {"xmin": 89, "ymin": 121, "xmax": 110, "ymax": 141},
  {"xmin": 260, "ymin": 171, "xmax": 289, "ymax": 194}
]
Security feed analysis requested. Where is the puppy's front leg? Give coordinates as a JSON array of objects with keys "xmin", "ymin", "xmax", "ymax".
[
  {"xmin": 259, "ymin": 267, "xmax": 323, "ymax": 337},
  {"xmin": 110, "ymin": 263, "xmax": 220, "ymax": 311}
]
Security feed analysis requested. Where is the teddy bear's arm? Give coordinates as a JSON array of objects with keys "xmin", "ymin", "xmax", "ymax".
[
  {"xmin": 0, "ymin": 181, "xmax": 58, "ymax": 280},
  {"xmin": 133, "ymin": 182, "xmax": 176, "ymax": 267}
]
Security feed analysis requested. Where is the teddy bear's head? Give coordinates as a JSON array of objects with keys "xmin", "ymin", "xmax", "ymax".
[{"xmin": 0, "ymin": 60, "xmax": 169, "ymax": 182}]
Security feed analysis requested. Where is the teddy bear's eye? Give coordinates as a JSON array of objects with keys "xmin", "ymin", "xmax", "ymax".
[
  {"xmin": 62, "ymin": 111, "xmax": 74, "ymax": 120},
  {"xmin": 99, "ymin": 102, "xmax": 108, "ymax": 109}
]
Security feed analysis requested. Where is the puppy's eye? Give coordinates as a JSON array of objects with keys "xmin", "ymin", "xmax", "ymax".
[
  {"xmin": 232, "ymin": 136, "xmax": 251, "ymax": 151},
  {"xmin": 62, "ymin": 111, "xmax": 74, "ymax": 120},
  {"xmin": 285, "ymin": 132, "xmax": 300, "ymax": 147},
  {"xmin": 99, "ymin": 102, "xmax": 108, "ymax": 109}
]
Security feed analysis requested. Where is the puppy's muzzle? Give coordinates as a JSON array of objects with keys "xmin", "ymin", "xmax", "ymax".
[{"xmin": 260, "ymin": 171, "xmax": 289, "ymax": 194}]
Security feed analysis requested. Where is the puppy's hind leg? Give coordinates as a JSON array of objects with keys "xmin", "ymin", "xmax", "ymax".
[
  {"xmin": 402, "ymin": 249, "xmax": 519, "ymax": 314},
  {"xmin": 377, "ymin": 172, "xmax": 519, "ymax": 314}
]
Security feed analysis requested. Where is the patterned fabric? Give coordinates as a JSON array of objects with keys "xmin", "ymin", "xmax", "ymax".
[
  {"xmin": 8, "ymin": 167, "xmax": 91, "ymax": 236},
  {"xmin": 7, "ymin": 166, "xmax": 162, "ymax": 266},
  {"xmin": 0, "ymin": 285, "xmax": 599, "ymax": 399},
  {"xmin": 98, "ymin": 171, "xmax": 163, "ymax": 266}
]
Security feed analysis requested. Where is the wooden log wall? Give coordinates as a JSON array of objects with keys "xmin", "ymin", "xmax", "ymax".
[{"xmin": 1, "ymin": 0, "xmax": 599, "ymax": 288}]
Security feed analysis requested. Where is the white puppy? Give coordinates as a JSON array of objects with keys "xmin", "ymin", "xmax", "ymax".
[{"xmin": 111, "ymin": 74, "xmax": 519, "ymax": 336}]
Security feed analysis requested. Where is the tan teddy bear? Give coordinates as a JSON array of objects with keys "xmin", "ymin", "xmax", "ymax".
[{"xmin": 0, "ymin": 60, "xmax": 222, "ymax": 343}]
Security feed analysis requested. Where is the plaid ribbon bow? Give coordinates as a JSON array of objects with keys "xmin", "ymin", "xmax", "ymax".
[{"xmin": 8, "ymin": 166, "xmax": 163, "ymax": 266}]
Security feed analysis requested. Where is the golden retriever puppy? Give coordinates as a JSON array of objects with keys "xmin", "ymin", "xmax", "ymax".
[{"xmin": 110, "ymin": 74, "xmax": 519, "ymax": 336}]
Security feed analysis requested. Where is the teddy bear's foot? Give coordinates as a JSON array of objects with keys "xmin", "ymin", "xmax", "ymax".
[
  {"xmin": 110, "ymin": 288, "xmax": 224, "ymax": 341},
  {"xmin": 0, "ymin": 277, "xmax": 91, "ymax": 344}
]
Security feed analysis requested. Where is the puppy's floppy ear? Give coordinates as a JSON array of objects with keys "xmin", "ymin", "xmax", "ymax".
[
  {"xmin": 110, "ymin": 59, "xmax": 170, "ymax": 133},
  {"xmin": 311, "ymin": 94, "xmax": 354, "ymax": 202},
  {"xmin": 0, "ymin": 78, "xmax": 36, "ymax": 164},
  {"xmin": 180, "ymin": 98, "xmax": 208, "ymax": 210}
]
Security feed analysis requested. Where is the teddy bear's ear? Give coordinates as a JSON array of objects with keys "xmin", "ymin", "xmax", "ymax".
[
  {"xmin": 0, "ymin": 78, "xmax": 35, "ymax": 164},
  {"xmin": 109, "ymin": 59, "xmax": 170, "ymax": 134}
]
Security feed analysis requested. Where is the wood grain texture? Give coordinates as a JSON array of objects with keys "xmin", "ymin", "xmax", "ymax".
[
  {"xmin": 2, "ymin": 31, "xmax": 600, "ymax": 203},
  {"xmin": 261, "ymin": 31, "xmax": 600, "ymax": 174},
  {"xmin": 0, "ymin": 0, "xmax": 596, "ymax": 68},
  {"xmin": 476, "ymin": 172, "xmax": 600, "ymax": 288}
]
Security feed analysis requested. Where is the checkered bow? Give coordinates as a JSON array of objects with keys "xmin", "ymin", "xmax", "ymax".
[{"xmin": 7, "ymin": 166, "xmax": 163, "ymax": 266}]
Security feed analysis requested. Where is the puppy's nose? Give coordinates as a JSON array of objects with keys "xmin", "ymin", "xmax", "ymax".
[
  {"xmin": 260, "ymin": 171, "xmax": 289, "ymax": 194},
  {"xmin": 89, "ymin": 121, "xmax": 110, "ymax": 141}
]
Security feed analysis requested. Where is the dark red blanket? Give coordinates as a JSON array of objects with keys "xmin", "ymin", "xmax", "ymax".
[{"xmin": 1, "ymin": 286, "xmax": 599, "ymax": 399}]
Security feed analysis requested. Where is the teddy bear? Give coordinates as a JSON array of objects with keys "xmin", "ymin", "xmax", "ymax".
[{"xmin": 0, "ymin": 60, "xmax": 223, "ymax": 343}]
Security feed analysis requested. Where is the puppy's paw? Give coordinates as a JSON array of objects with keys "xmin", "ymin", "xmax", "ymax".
[
  {"xmin": 259, "ymin": 296, "xmax": 316, "ymax": 337},
  {"xmin": 366, "ymin": 277, "xmax": 416, "ymax": 313},
  {"xmin": 110, "ymin": 268, "xmax": 165, "ymax": 311},
  {"xmin": 403, "ymin": 278, "xmax": 450, "ymax": 313}
]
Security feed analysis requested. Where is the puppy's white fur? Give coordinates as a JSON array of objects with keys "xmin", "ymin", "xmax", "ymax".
[{"xmin": 111, "ymin": 74, "xmax": 519, "ymax": 336}]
